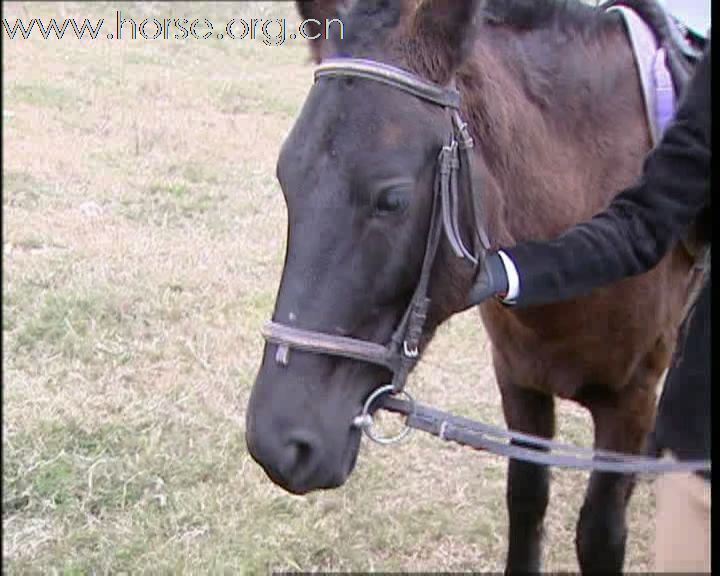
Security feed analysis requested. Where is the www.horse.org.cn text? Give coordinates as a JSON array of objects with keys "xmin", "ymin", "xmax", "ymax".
[{"xmin": 2, "ymin": 11, "xmax": 345, "ymax": 46}]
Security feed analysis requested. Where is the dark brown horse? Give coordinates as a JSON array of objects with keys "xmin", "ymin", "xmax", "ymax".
[{"xmin": 246, "ymin": 0, "xmax": 698, "ymax": 572}]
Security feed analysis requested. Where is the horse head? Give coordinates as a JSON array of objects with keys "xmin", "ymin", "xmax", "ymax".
[{"xmin": 245, "ymin": 0, "xmax": 488, "ymax": 494}]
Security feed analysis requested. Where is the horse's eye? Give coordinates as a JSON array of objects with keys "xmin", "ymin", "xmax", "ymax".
[{"xmin": 374, "ymin": 189, "xmax": 408, "ymax": 215}]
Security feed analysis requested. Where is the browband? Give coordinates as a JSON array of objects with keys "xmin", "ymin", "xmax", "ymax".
[{"xmin": 314, "ymin": 58, "xmax": 462, "ymax": 110}]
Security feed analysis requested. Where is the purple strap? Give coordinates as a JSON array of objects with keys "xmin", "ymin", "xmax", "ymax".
[{"xmin": 653, "ymin": 47, "xmax": 675, "ymax": 135}]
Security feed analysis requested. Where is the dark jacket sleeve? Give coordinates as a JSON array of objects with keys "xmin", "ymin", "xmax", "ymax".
[{"xmin": 504, "ymin": 43, "xmax": 711, "ymax": 307}]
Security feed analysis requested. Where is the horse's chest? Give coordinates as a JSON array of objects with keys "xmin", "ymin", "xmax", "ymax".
[{"xmin": 479, "ymin": 302, "xmax": 639, "ymax": 397}]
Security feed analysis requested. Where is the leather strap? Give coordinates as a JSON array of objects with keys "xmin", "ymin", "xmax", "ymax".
[
  {"xmin": 315, "ymin": 58, "xmax": 462, "ymax": 109},
  {"xmin": 381, "ymin": 396, "xmax": 711, "ymax": 474},
  {"xmin": 262, "ymin": 321, "xmax": 397, "ymax": 370}
]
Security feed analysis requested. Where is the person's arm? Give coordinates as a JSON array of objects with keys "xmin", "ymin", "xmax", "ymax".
[{"xmin": 468, "ymin": 43, "xmax": 710, "ymax": 308}]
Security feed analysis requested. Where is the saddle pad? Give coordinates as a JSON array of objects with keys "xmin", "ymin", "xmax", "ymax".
[{"xmin": 607, "ymin": 5, "xmax": 676, "ymax": 146}]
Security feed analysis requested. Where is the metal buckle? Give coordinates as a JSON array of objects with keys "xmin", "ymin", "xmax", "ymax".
[
  {"xmin": 403, "ymin": 340, "xmax": 419, "ymax": 358},
  {"xmin": 352, "ymin": 384, "xmax": 414, "ymax": 445},
  {"xmin": 452, "ymin": 111, "xmax": 474, "ymax": 149},
  {"xmin": 438, "ymin": 140, "xmax": 459, "ymax": 175}
]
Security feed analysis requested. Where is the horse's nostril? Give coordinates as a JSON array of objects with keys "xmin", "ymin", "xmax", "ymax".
[
  {"xmin": 289, "ymin": 437, "xmax": 312, "ymax": 464},
  {"xmin": 281, "ymin": 431, "xmax": 320, "ymax": 479}
]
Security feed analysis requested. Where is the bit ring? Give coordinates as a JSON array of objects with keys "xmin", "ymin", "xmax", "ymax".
[{"xmin": 352, "ymin": 384, "xmax": 414, "ymax": 445}]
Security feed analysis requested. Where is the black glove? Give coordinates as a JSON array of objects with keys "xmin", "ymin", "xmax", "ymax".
[{"xmin": 465, "ymin": 251, "xmax": 510, "ymax": 307}]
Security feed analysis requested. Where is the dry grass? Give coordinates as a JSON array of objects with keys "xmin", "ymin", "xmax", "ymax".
[{"xmin": 3, "ymin": 2, "xmax": 655, "ymax": 573}]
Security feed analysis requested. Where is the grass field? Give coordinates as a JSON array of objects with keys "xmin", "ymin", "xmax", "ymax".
[{"xmin": 3, "ymin": 2, "xmax": 656, "ymax": 572}]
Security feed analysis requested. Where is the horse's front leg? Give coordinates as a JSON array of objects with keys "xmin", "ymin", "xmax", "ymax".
[
  {"xmin": 575, "ymin": 381, "xmax": 657, "ymax": 573},
  {"xmin": 498, "ymin": 378, "xmax": 556, "ymax": 574}
]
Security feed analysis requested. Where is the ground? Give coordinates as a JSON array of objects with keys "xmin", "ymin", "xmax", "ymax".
[{"xmin": 3, "ymin": 2, "xmax": 655, "ymax": 572}]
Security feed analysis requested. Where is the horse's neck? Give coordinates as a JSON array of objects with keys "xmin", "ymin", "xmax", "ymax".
[{"xmin": 460, "ymin": 24, "xmax": 649, "ymax": 246}]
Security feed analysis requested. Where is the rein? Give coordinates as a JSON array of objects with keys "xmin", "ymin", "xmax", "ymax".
[
  {"xmin": 262, "ymin": 58, "xmax": 711, "ymax": 476},
  {"xmin": 363, "ymin": 387, "xmax": 711, "ymax": 475}
]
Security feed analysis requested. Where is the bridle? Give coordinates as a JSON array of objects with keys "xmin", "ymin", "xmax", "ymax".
[
  {"xmin": 260, "ymin": 58, "xmax": 711, "ymax": 475},
  {"xmin": 262, "ymin": 57, "xmax": 489, "ymax": 397}
]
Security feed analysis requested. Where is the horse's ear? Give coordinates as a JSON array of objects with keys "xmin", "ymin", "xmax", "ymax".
[
  {"xmin": 295, "ymin": 0, "xmax": 349, "ymax": 63},
  {"xmin": 408, "ymin": 0, "xmax": 483, "ymax": 83}
]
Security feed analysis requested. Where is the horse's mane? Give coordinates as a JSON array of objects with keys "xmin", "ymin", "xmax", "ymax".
[
  {"xmin": 480, "ymin": 0, "xmax": 614, "ymax": 37},
  {"xmin": 335, "ymin": 0, "xmax": 615, "ymax": 57}
]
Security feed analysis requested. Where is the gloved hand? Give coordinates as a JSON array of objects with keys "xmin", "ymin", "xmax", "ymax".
[{"xmin": 465, "ymin": 251, "xmax": 510, "ymax": 307}]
